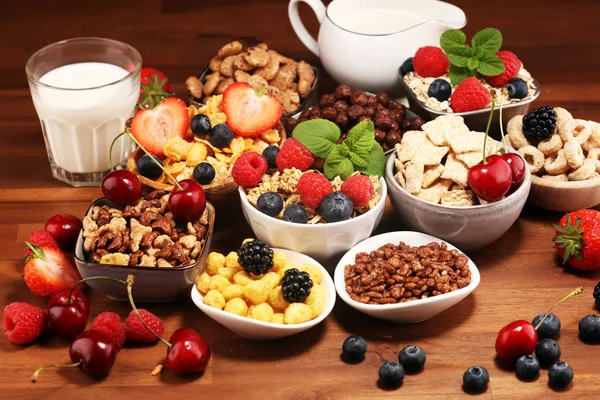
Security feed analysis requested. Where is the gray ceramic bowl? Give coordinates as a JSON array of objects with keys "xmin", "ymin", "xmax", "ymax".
[
  {"xmin": 384, "ymin": 149, "xmax": 531, "ymax": 252},
  {"xmin": 74, "ymin": 198, "xmax": 215, "ymax": 303}
]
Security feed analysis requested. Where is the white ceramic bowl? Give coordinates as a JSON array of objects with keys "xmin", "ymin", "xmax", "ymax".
[
  {"xmin": 384, "ymin": 150, "xmax": 531, "ymax": 252},
  {"xmin": 238, "ymin": 178, "xmax": 387, "ymax": 263},
  {"xmin": 191, "ymin": 248, "xmax": 336, "ymax": 340},
  {"xmin": 334, "ymin": 231, "xmax": 480, "ymax": 323}
]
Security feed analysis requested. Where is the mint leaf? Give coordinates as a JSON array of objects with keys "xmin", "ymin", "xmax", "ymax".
[
  {"xmin": 467, "ymin": 57, "xmax": 480, "ymax": 71},
  {"xmin": 446, "ymin": 46, "xmax": 475, "ymax": 67},
  {"xmin": 440, "ymin": 29, "xmax": 467, "ymax": 53},
  {"xmin": 344, "ymin": 119, "xmax": 374, "ymax": 152},
  {"xmin": 324, "ymin": 146, "xmax": 354, "ymax": 180},
  {"xmin": 292, "ymin": 119, "xmax": 340, "ymax": 158},
  {"xmin": 348, "ymin": 149, "xmax": 370, "ymax": 167},
  {"xmin": 471, "ymin": 27, "xmax": 502, "ymax": 54},
  {"xmin": 448, "ymin": 64, "xmax": 475, "ymax": 86},
  {"xmin": 356, "ymin": 143, "xmax": 385, "ymax": 177},
  {"xmin": 477, "ymin": 52, "xmax": 505, "ymax": 76}
]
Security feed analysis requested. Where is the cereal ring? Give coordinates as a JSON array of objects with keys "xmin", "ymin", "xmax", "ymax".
[
  {"xmin": 587, "ymin": 148, "xmax": 600, "ymax": 173},
  {"xmin": 233, "ymin": 54, "xmax": 254, "ymax": 71},
  {"xmin": 582, "ymin": 122, "xmax": 600, "ymax": 152},
  {"xmin": 570, "ymin": 119, "xmax": 592, "ymax": 144},
  {"xmin": 215, "ymin": 77, "xmax": 234, "ymax": 95},
  {"xmin": 517, "ymin": 145, "xmax": 545, "ymax": 174},
  {"xmin": 558, "ymin": 119, "xmax": 574, "ymax": 142},
  {"xmin": 554, "ymin": 107, "xmax": 573, "ymax": 126},
  {"xmin": 564, "ymin": 138, "xmax": 585, "ymax": 169},
  {"xmin": 544, "ymin": 149, "xmax": 570, "ymax": 175},
  {"xmin": 217, "ymin": 41, "xmax": 242, "ymax": 58},
  {"xmin": 254, "ymin": 50, "xmax": 281, "ymax": 81},
  {"xmin": 243, "ymin": 46, "xmax": 269, "ymax": 68},
  {"xmin": 209, "ymin": 56, "xmax": 222, "ymax": 73},
  {"xmin": 220, "ymin": 55, "xmax": 236, "ymax": 77},
  {"xmin": 203, "ymin": 71, "xmax": 221, "ymax": 96},
  {"xmin": 507, "ymin": 115, "xmax": 529, "ymax": 149},
  {"xmin": 568, "ymin": 159, "xmax": 596, "ymax": 181},
  {"xmin": 541, "ymin": 174, "xmax": 568, "ymax": 182},
  {"xmin": 537, "ymin": 133, "xmax": 563, "ymax": 155}
]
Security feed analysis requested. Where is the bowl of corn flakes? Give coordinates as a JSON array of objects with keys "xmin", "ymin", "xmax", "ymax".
[{"xmin": 191, "ymin": 243, "xmax": 335, "ymax": 340}]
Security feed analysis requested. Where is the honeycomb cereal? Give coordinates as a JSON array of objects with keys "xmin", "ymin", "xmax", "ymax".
[
  {"xmin": 233, "ymin": 270, "xmax": 254, "ymax": 286},
  {"xmin": 243, "ymin": 280, "xmax": 270, "ymax": 304},
  {"xmin": 209, "ymin": 275, "xmax": 231, "ymax": 293},
  {"xmin": 196, "ymin": 272, "xmax": 211, "ymax": 295},
  {"xmin": 272, "ymin": 252, "xmax": 286, "ymax": 271},
  {"xmin": 217, "ymin": 267, "xmax": 237, "ymax": 282},
  {"xmin": 206, "ymin": 252, "xmax": 225, "ymax": 275},
  {"xmin": 284, "ymin": 303, "xmax": 313, "ymax": 324},
  {"xmin": 261, "ymin": 272, "xmax": 280, "ymax": 290},
  {"xmin": 270, "ymin": 313, "xmax": 285, "ymax": 324},
  {"xmin": 204, "ymin": 290, "xmax": 226, "ymax": 310},
  {"xmin": 224, "ymin": 298, "xmax": 248, "ymax": 316},
  {"xmin": 249, "ymin": 303, "xmax": 274, "ymax": 322},
  {"xmin": 305, "ymin": 283, "xmax": 326, "ymax": 318},
  {"xmin": 222, "ymin": 284, "xmax": 245, "ymax": 302},
  {"xmin": 225, "ymin": 252, "xmax": 241, "ymax": 269},
  {"xmin": 299, "ymin": 264, "xmax": 322, "ymax": 285},
  {"xmin": 268, "ymin": 286, "xmax": 290, "ymax": 311}
]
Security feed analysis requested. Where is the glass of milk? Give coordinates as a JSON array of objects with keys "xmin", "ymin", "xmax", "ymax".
[{"xmin": 26, "ymin": 38, "xmax": 142, "ymax": 187}]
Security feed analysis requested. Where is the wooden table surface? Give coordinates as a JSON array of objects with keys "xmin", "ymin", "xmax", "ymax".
[{"xmin": 1, "ymin": 0, "xmax": 600, "ymax": 399}]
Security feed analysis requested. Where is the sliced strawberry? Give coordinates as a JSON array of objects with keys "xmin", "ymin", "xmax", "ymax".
[
  {"xmin": 139, "ymin": 67, "xmax": 173, "ymax": 110},
  {"xmin": 23, "ymin": 243, "xmax": 81, "ymax": 297},
  {"xmin": 129, "ymin": 97, "xmax": 189, "ymax": 156},
  {"xmin": 221, "ymin": 82, "xmax": 283, "ymax": 137}
]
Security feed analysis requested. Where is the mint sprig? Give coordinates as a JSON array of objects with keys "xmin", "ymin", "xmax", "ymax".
[
  {"xmin": 440, "ymin": 27, "xmax": 505, "ymax": 85},
  {"xmin": 292, "ymin": 119, "xmax": 385, "ymax": 180}
]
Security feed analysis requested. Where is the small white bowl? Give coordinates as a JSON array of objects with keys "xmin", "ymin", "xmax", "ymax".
[
  {"xmin": 238, "ymin": 178, "xmax": 387, "ymax": 263},
  {"xmin": 191, "ymin": 248, "xmax": 335, "ymax": 341},
  {"xmin": 334, "ymin": 231, "xmax": 480, "ymax": 323}
]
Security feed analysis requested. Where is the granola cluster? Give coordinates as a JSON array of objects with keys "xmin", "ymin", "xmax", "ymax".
[{"xmin": 83, "ymin": 190, "xmax": 208, "ymax": 268}]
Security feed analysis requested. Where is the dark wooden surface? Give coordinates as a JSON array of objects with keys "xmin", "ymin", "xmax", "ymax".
[{"xmin": 1, "ymin": 1, "xmax": 600, "ymax": 399}]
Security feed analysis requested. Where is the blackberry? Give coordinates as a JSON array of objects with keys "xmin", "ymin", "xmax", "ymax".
[
  {"xmin": 594, "ymin": 282, "xmax": 600, "ymax": 309},
  {"xmin": 522, "ymin": 106, "xmax": 557, "ymax": 142},
  {"xmin": 281, "ymin": 268, "xmax": 313, "ymax": 303},
  {"xmin": 237, "ymin": 240, "xmax": 274, "ymax": 276}
]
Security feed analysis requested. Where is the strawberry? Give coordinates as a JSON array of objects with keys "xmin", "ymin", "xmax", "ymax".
[
  {"xmin": 23, "ymin": 243, "xmax": 81, "ymax": 297},
  {"xmin": 24, "ymin": 230, "xmax": 58, "ymax": 257},
  {"xmin": 221, "ymin": 82, "xmax": 283, "ymax": 137},
  {"xmin": 129, "ymin": 97, "xmax": 189, "ymax": 156},
  {"xmin": 139, "ymin": 67, "xmax": 173, "ymax": 110},
  {"xmin": 553, "ymin": 209, "xmax": 600, "ymax": 271}
]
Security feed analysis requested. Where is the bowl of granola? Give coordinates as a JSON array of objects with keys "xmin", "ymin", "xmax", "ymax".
[
  {"xmin": 334, "ymin": 231, "xmax": 480, "ymax": 323},
  {"xmin": 74, "ymin": 190, "xmax": 214, "ymax": 302}
]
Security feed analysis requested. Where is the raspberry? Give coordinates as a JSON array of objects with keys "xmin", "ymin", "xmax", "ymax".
[
  {"xmin": 24, "ymin": 230, "xmax": 58, "ymax": 257},
  {"xmin": 91, "ymin": 312, "xmax": 126, "ymax": 349},
  {"xmin": 413, "ymin": 46, "xmax": 450, "ymax": 78},
  {"xmin": 450, "ymin": 77, "xmax": 491, "ymax": 113},
  {"xmin": 3, "ymin": 302, "xmax": 47, "ymax": 344},
  {"xmin": 231, "ymin": 152, "xmax": 268, "ymax": 187},
  {"xmin": 125, "ymin": 309, "xmax": 164, "ymax": 343},
  {"xmin": 340, "ymin": 175, "xmax": 374, "ymax": 207},
  {"xmin": 296, "ymin": 172, "xmax": 333, "ymax": 209},
  {"xmin": 275, "ymin": 138, "xmax": 315, "ymax": 172},
  {"xmin": 485, "ymin": 51, "xmax": 522, "ymax": 87}
]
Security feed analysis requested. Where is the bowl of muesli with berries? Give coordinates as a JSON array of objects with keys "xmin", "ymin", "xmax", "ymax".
[{"xmin": 232, "ymin": 118, "xmax": 387, "ymax": 262}]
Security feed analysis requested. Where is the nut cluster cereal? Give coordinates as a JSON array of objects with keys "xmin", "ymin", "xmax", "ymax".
[
  {"xmin": 344, "ymin": 241, "xmax": 471, "ymax": 304},
  {"xmin": 196, "ymin": 246, "xmax": 326, "ymax": 325},
  {"xmin": 507, "ymin": 107, "xmax": 600, "ymax": 181},
  {"xmin": 82, "ymin": 190, "xmax": 208, "ymax": 268},
  {"xmin": 186, "ymin": 41, "xmax": 316, "ymax": 113},
  {"xmin": 393, "ymin": 115, "xmax": 502, "ymax": 206}
]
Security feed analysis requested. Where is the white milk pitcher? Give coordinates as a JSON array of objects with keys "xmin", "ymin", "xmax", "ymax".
[{"xmin": 289, "ymin": 0, "xmax": 466, "ymax": 93}]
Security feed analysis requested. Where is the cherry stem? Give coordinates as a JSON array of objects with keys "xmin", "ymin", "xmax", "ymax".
[
  {"xmin": 125, "ymin": 131, "xmax": 183, "ymax": 190},
  {"xmin": 108, "ymin": 131, "xmax": 128, "ymax": 171},
  {"xmin": 534, "ymin": 286, "xmax": 584, "ymax": 330},
  {"xmin": 482, "ymin": 96, "xmax": 495, "ymax": 165},
  {"xmin": 498, "ymin": 92, "xmax": 506, "ymax": 154},
  {"xmin": 30, "ymin": 360, "xmax": 83, "ymax": 383},
  {"xmin": 66, "ymin": 276, "xmax": 128, "ymax": 304}
]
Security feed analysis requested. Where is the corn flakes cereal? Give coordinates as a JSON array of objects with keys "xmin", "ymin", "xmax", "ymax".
[
  {"xmin": 217, "ymin": 267, "xmax": 237, "ymax": 282},
  {"xmin": 249, "ymin": 303, "xmax": 274, "ymax": 322},
  {"xmin": 261, "ymin": 272, "xmax": 280, "ymax": 290},
  {"xmin": 284, "ymin": 303, "xmax": 312, "ymax": 324},
  {"xmin": 196, "ymin": 272, "xmax": 211, "ymax": 294},
  {"xmin": 267, "ymin": 286, "xmax": 290, "ymax": 311},
  {"xmin": 186, "ymin": 142, "xmax": 208, "ymax": 167},
  {"xmin": 209, "ymin": 275, "xmax": 231, "ymax": 292},
  {"xmin": 224, "ymin": 297, "xmax": 248, "ymax": 316},
  {"xmin": 225, "ymin": 252, "xmax": 241, "ymax": 269},
  {"xmin": 222, "ymin": 284, "xmax": 245, "ymax": 301},
  {"xmin": 206, "ymin": 252, "xmax": 225, "ymax": 275},
  {"xmin": 305, "ymin": 283, "xmax": 326, "ymax": 318},
  {"xmin": 204, "ymin": 290, "xmax": 226, "ymax": 310},
  {"xmin": 243, "ymin": 280, "xmax": 270, "ymax": 304},
  {"xmin": 299, "ymin": 264, "xmax": 322, "ymax": 285},
  {"xmin": 270, "ymin": 313, "xmax": 285, "ymax": 324},
  {"xmin": 164, "ymin": 137, "xmax": 194, "ymax": 161}
]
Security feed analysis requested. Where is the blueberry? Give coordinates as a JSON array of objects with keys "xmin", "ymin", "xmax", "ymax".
[
  {"xmin": 462, "ymin": 366, "xmax": 489, "ymax": 394},
  {"xmin": 398, "ymin": 345, "xmax": 426, "ymax": 373},
  {"xmin": 342, "ymin": 336, "xmax": 367, "ymax": 362},
  {"xmin": 136, "ymin": 154, "xmax": 163, "ymax": 180},
  {"xmin": 548, "ymin": 362, "xmax": 573, "ymax": 389},
  {"xmin": 319, "ymin": 192, "xmax": 353, "ymax": 223},
  {"xmin": 191, "ymin": 114, "xmax": 212, "ymax": 136},
  {"xmin": 193, "ymin": 162, "xmax": 215, "ymax": 185},
  {"xmin": 262, "ymin": 145, "xmax": 280, "ymax": 169},
  {"xmin": 400, "ymin": 57, "xmax": 414, "ymax": 76},
  {"xmin": 578, "ymin": 314, "xmax": 600, "ymax": 343},
  {"xmin": 256, "ymin": 192, "xmax": 283, "ymax": 217},
  {"xmin": 209, "ymin": 124, "xmax": 233, "ymax": 147},
  {"xmin": 282, "ymin": 204, "xmax": 308, "ymax": 224},
  {"xmin": 535, "ymin": 339, "xmax": 561, "ymax": 369},
  {"xmin": 507, "ymin": 78, "xmax": 528, "ymax": 99},
  {"xmin": 516, "ymin": 355, "xmax": 540, "ymax": 381},
  {"xmin": 378, "ymin": 361, "xmax": 405, "ymax": 388},
  {"xmin": 427, "ymin": 79, "xmax": 452, "ymax": 102},
  {"xmin": 532, "ymin": 313, "xmax": 561, "ymax": 340}
]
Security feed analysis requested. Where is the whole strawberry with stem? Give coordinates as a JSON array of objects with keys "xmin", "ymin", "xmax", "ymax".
[
  {"xmin": 139, "ymin": 67, "xmax": 173, "ymax": 110},
  {"xmin": 553, "ymin": 209, "xmax": 600, "ymax": 271}
]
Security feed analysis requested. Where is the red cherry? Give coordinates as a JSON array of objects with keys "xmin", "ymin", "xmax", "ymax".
[
  {"xmin": 168, "ymin": 179, "xmax": 206, "ymax": 222},
  {"xmin": 495, "ymin": 320, "xmax": 537, "ymax": 360},
  {"xmin": 467, "ymin": 154, "xmax": 513, "ymax": 202},
  {"xmin": 45, "ymin": 213, "xmax": 83, "ymax": 250},
  {"xmin": 502, "ymin": 153, "xmax": 526, "ymax": 191},
  {"xmin": 102, "ymin": 170, "xmax": 142, "ymax": 206},
  {"xmin": 166, "ymin": 328, "xmax": 211, "ymax": 374},
  {"xmin": 48, "ymin": 288, "xmax": 90, "ymax": 338}
]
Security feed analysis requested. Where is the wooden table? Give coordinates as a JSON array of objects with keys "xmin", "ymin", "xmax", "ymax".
[{"xmin": 1, "ymin": 1, "xmax": 599, "ymax": 398}]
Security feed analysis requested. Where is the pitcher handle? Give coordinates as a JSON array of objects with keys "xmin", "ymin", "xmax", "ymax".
[{"xmin": 288, "ymin": 0, "xmax": 326, "ymax": 57}]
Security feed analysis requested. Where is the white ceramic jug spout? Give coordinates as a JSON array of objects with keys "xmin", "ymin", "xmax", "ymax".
[{"xmin": 288, "ymin": 0, "xmax": 326, "ymax": 56}]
